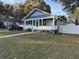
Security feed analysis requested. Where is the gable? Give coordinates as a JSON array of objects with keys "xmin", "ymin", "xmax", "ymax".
[
  {"xmin": 30, "ymin": 11, "xmax": 48, "ymax": 17},
  {"xmin": 27, "ymin": 10, "xmax": 50, "ymax": 19},
  {"xmin": 22, "ymin": 8, "xmax": 51, "ymax": 20}
]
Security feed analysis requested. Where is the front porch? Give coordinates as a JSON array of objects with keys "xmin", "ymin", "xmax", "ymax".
[{"xmin": 23, "ymin": 17, "xmax": 58, "ymax": 31}]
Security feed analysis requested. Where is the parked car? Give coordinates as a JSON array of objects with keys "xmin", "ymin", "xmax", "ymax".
[{"xmin": 8, "ymin": 24, "xmax": 23, "ymax": 31}]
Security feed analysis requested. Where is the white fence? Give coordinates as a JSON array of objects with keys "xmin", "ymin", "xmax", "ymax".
[{"xmin": 59, "ymin": 24, "xmax": 79, "ymax": 34}]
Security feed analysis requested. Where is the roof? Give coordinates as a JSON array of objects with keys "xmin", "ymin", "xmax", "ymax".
[
  {"xmin": 21, "ymin": 8, "xmax": 53, "ymax": 21},
  {"xmin": 21, "ymin": 8, "xmax": 68, "ymax": 23}
]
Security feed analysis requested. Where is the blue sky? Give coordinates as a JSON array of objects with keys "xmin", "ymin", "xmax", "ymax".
[
  {"xmin": 44, "ymin": 0, "xmax": 67, "ymax": 16},
  {"xmin": 1, "ymin": 0, "xmax": 67, "ymax": 16},
  {"xmin": 1, "ymin": 0, "xmax": 24, "ymax": 4}
]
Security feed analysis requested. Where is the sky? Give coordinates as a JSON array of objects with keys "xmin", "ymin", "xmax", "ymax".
[
  {"xmin": 1, "ymin": 0, "xmax": 67, "ymax": 16},
  {"xmin": 44, "ymin": 0, "xmax": 67, "ymax": 16}
]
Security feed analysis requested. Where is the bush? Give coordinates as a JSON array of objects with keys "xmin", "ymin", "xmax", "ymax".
[
  {"xmin": 54, "ymin": 30, "xmax": 59, "ymax": 34},
  {"xmin": 0, "ymin": 21, "xmax": 5, "ymax": 28},
  {"xmin": 26, "ymin": 28, "xmax": 32, "ymax": 32}
]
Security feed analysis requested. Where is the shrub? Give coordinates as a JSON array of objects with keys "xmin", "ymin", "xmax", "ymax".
[
  {"xmin": 26, "ymin": 28, "xmax": 32, "ymax": 32},
  {"xmin": 54, "ymin": 30, "xmax": 59, "ymax": 34},
  {"xmin": 0, "ymin": 21, "xmax": 5, "ymax": 28}
]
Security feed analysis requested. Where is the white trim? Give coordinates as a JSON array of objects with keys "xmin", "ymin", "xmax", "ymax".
[
  {"xmin": 24, "ymin": 20, "xmax": 26, "ymax": 25},
  {"xmin": 35, "ymin": 8, "xmax": 51, "ymax": 15},
  {"xmin": 23, "ymin": 16, "xmax": 54, "ymax": 21},
  {"xmin": 53, "ymin": 17, "xmax": 55, "ymax": 26},
  {"xmin": 38, "ymin": 20, "xmax": 40, "ymax": 26},
  {"xmin": 32, "ymin": 20, "xmax": 33, "ymax": 26},
  {"xmin": 35, "ymin": 20, "xmax": 36, "ymax": 26},
  {"xmin": 21, "ymin": 8, "xmax": 52, "ymax": 21}
]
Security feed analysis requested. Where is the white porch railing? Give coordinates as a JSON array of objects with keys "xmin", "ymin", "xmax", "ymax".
[
  {"xmin": 33, "ymin": 26, "xmax": 57, "ymax": 30},
  {"xmin": 23, "ymin": 25, "xmax": 57, "ymax": 31}
]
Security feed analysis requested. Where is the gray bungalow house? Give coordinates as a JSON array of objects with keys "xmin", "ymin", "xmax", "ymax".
[{"xmin": 21, "ymin": 8, "xmax": 66, "ymax": 31}]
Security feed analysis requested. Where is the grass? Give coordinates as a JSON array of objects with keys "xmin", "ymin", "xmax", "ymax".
[
  {"xmin": 0, "ymin": 32, "xmax": 79, "ymax": 59},
  {"xmin": 0, "ymin": 28, "xmax": 7, "ymax": 30}
]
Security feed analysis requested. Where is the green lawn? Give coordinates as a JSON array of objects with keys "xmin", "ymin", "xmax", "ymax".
[
  {"xmin": 0, "ymin": 28, "xmax": 7, "ymax": 30},
  {"xmin": 0, "ymin": 32, "xmax": 79, "ymax": 59}
]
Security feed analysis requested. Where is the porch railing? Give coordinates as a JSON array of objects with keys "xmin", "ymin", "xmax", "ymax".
[{"xmin": 23, "ymin": 25, "xmax": 57, "ymax": 31}]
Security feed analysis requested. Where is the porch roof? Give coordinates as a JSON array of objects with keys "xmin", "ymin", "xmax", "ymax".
[{"xmin": 25, "ymin": 16, "xmax": 55, "ymax": 21}]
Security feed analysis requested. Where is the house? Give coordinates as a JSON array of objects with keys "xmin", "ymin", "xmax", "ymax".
[{"xmin": 21, "ymin": 8, "xmax": 66, "ymax": 31}]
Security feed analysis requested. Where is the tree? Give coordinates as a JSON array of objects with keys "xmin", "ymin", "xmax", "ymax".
[
  {"xmin": 19, "ymin": 5, "xmax": 26, "ymax": 19},
  {"xmin": 23, "ymin": 2, "xmax": 35, "ymax": 13},
  {"xmin": 19, "ymin": 1, "xmax": 35, "ymax": 18},
  {"xmin": 0, "ymin": 1, "xmax": 5, "ymax": 16},
  {"xmin": 75, "ymin": 16, "xmax": 79, "ymax": 25},
  {"xmin": 53, "ymin": 0, "xmax": 79, "ymax": 21},
  {"xmin": 37, "ymin": 1, "xmax": 51, "ymax": 13},
  {"xmin": 0, "ymin": 1, "xmax": 14, "ymax": 17},
  {"xmin": 59, "ymin": 16, "xmax": 67, "ymax": 21},
  {"xmin": 4, "ymin": 4, "xmax": 13, "ymax": 17},
  {"xmin": 56, "ymin": 0, "xmax": 78, "ymax": 13}
]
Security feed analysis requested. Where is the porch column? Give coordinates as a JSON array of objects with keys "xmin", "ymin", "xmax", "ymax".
[
  {"xmin": 32, "ymin": 20, "xmax": 34, "ymax": 32},
  {"xmin": 53, "ymin": 17, "xmax": 55, "ymax": 26},
  {"xmin": 38, "ymin": 20, "xmax": 40, "ymax": 26},
  {"xmin": 24, "ymin": 20, "xmax": 26, "ymax": 25},
  {"xmin": 35, "ymin": 20, "xmax": 36, "ymax": 26},
  {"xmin": 52, "ymin": 17, "xmax": 55, "ymax": 33}
]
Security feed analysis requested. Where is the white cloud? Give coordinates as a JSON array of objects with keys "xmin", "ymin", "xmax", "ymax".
[{"xmin": 11, "ymin": 0, "xmax": 14, "ymax": 3}]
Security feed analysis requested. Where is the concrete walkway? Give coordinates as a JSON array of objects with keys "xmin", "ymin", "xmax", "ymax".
[{"xmin": 0, "ymin": 32, "xmax": 36, "ymax": 39}]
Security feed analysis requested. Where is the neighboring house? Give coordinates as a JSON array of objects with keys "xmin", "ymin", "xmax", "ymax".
[
  {"xmin": 0, "ymin": 17, "xmax": 22, "ymax": 28},
  {"xmin": 21, "ymin": 8, "xmax": 66, "ymax": 31}
]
